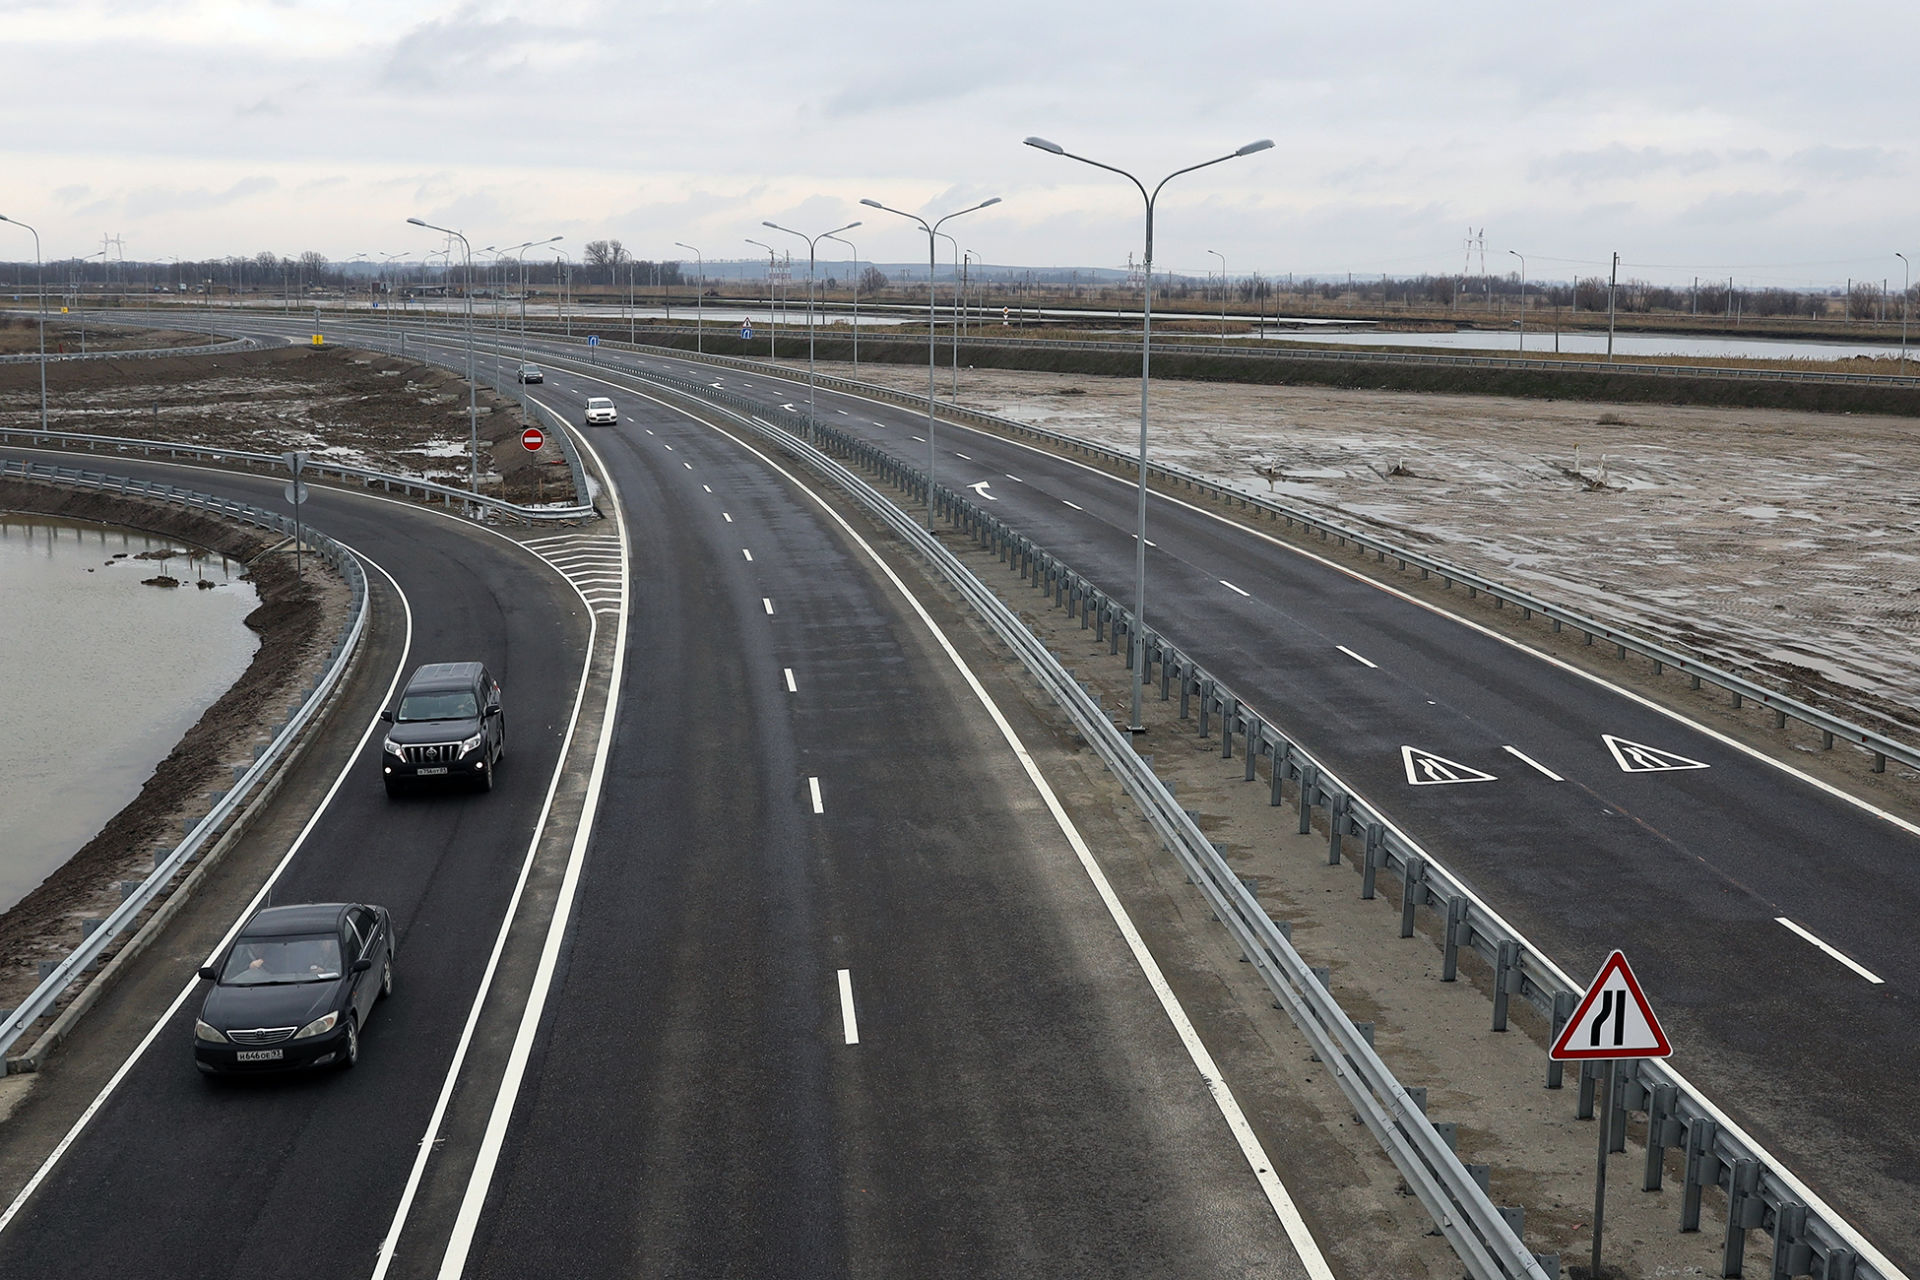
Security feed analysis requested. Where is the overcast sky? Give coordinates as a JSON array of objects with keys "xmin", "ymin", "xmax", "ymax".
[{"xmin": 3, "ymin": 0, "xmax": 1913, "ymax": 288}]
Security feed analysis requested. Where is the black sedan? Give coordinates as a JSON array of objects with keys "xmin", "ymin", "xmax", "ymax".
[{"xmin": 194, "ymin": 902, "xmax": 394, "ymax": 1075}]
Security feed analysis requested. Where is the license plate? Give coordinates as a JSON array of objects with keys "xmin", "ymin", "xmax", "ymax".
[
  {"xmin": 236, "ymin": 1049, "xmax": 283, "ymax": 1062},
  {"xmin": 417, "ymin": 766, "xmax": 449, "ymax": 776}
]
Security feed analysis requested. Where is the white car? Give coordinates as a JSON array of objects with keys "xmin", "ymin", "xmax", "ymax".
[{"xmin": 584, "ymin": 397, "xmax": 617, "ymax": 426}]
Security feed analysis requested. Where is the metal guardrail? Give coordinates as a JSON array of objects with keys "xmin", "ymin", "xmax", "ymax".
[
  {"xmin": 593, "ymin": 340, "xmax": 1920, "ymax": 778},
  {"xmin": 0, "ymin": 426, "xmax": 595, "ymax": 524},
  {"xmin": 630, "ymin": 364, "xmax": 1903, "ymax": 1280},
  {"xmin": 0, "ymin": 335, "xmax": 260, "ymax": 364},
  {"xmin": 0, "ymin": 457, "xmax": 368, "ymax": 1065}
]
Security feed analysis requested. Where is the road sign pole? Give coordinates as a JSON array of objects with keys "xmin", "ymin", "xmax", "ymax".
[{"xmin": 1592, "ymin": 1057, "xmax": 1615, "ymax": 1276}]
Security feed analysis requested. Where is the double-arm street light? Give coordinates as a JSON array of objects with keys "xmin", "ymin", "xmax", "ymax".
[
  {"xmin": 1898, "ymin": 252, "xmax": 1910, "ymax": 363},
  {"xmin": 406, "ymin": 216, "xmax": 480, "ymax": 495},
  {"xmin": 859, "ymin": 195, "xmax": 1001, "ymax": 529},
  {"xmin": 762, "ymin": 219, "xmax": 861, "ymax": 441},
  {"xmin": 550, "ymin": 248, "xmax": 574, "ymax": 338},
  {"xmin": 745, "ymin": 239, "xmax": 779, "ymax": 358},
  {"xmin": 822, "ymin": 231, "xmax": 860, "ymax": 371},
  {"xmin": 1207, "ymin": 249, "xmax": 1226, "ymax": 335},
  {"xmin": 932, "ymin": 231, "xmax": 965, "ymax": 400},
  {"xmin": 0, "ymin": 215, "xmax": 48, "ymax": 433},
  {"xmin": 674, "ymin": 242, "xmax": 704, "ymax": 354},
  {"xmin": 1023, "ymin": 133, "xmax": 1273, "ymax": 733},
  {"xmin": 1508, "ymin": 249, "xmax": 1526, "ymax": 351}
]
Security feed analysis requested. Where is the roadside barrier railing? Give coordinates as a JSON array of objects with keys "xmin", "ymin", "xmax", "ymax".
[
  {"xmin": 0, "ymin": 333, "xmax": 261, "ymax": 364},
  {"xmin": 0, "ymin": 425, "xmax": 595, "ymax": 524},
  {"xmin": 0, "ymin": 458, "xmax": 367, "ymax": 1067},
  {"xmin": 626, "ymin": 362, "xmax": 1901, "ymax": 1280}
]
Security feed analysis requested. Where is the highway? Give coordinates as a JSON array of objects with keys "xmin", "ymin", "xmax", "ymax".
[
  {"xmin": 0, "ymin": 334, "xmax": 1329, "ymax": 1276},
  {"xmin": 372, "ymin": 320, "xmax": 1919, "ymax": 1269}
]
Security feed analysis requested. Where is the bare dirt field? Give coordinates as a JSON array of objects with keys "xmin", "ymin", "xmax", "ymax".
[
  {"xmin": 0, "ymin": 338, "xmax": 576, "ymax": 504},
  {"xmin": 826, "ymin": 358, "xmax": 1920, "ymax": 743},
  {"xmin": 0, "ymin": 316, "xmax": 212, "ymax": 357}
]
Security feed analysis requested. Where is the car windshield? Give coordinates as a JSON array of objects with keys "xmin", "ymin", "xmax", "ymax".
[
  {"xmin": 221, "ymin": 934, "xmax": 342, "ymax": 985},
  {"xmin": 589, "ymin": 399, "xmax": 612, "ymax": 408},
  {"xmin": 397, "ymin": 690, "xmax": 479, "ymax": 722}
]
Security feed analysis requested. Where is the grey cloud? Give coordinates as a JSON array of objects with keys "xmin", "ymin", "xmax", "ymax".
[
  {"xmin": 1787, "ymin": 145, "xmax": 1900, "ymax": 179},
  {"xmin": 238, "ymin": 98, "xmax": 283, "ymax": 118},
  {"xmin": 1678, "ymin": 189, "xmax": 1805, "ymax": 226},
  {"xmin": 1529, "ymin": 145, "xmax": 1723, "ymax": 186},
  {"xmin": 122, "ymin": 177, "xmax": 279, "ymax": 219},
  {"xmin": 378, "ymin": 6, "xmax": 536, "ymax": 91}
]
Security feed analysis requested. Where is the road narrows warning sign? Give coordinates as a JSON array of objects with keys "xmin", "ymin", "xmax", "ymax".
[
  {"xmin": 1602, "ymin": 735, "xmax": 1709, "ymax": 773},
  {"xmin": 1401, "ymin": 745, "xmax": 1497, "ymax": 786},
  {"xmin": 1550, "ymin": 950, "xmax": 1671, "ymax": 1061}
]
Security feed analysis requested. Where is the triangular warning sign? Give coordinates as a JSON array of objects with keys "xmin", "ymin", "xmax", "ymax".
[
  {"xmin": 1550, "ymin": 950, "xmax": 1672, "ymax": 1060},
  {"xmin": 1401, "ymin": 745, "xmax": 1497, "ymax": 786},
  {"xmin": 1603, "ymin": 735, "xmax": 1710, "ymax": 773}
]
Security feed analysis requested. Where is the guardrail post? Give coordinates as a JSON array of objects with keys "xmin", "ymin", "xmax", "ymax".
[
  {"xmin": 1326, "ymin": 793, "xmax": 1346, "ymax": 864},
  {"xmin": 1179, "ymin": 669, "xmax": 1191, "ymax": 720},
  {"xmin": 1159, "ymin": 645, "xmax": 1173, "ymax": 700},
  {"xmin": 1400, "ymin": 856, "xmax": 1425, "ymax": 937},
  {"xmin": 1270, "ymin": 741, "xmax": 1290, "ymax": 806},
  {"xmin": 1492, "ymin": 939, "xmax": 1519, "ymax": 1030},
  {"xmin": 1770, "ymin": 1202, "xmax": 1813, "ymax": 1280},
  {"xmin": 1197, "ymin": 679, "xmax": 1213, "ymax": 737},
  {"xmin": 1608, "ymin": 1061, "xmax": 1634, "ymax": 1152},
  {"xmin": 1244, "ymin": 719, "xmax": 1260, "ymax": 782},
  {"xmin": 1546, "ymin": 992, "xmax": 1576, "ymax": 1088},
  {"xmin": 1361, "ymin": 823, "xmax": 1382, "ymax": 898},
  {"xmin": 1441, "ymin": 894, "xmax": 1468, "ymax": 980},
  {"xmin": 1723, "ymin": 1158, "xmax": 1764, "ymax": 1275},
  {"xmin": 1221, "ymin": 698, "xmax": 1237, "ymax": 759},
  {"xmin": 1297, "ymin": 765, "xmax": 1316, "ymax": 834},
  {"xmin": 1643, "ymin": 1084, "xmax": 1681, "ymax": 1190}
]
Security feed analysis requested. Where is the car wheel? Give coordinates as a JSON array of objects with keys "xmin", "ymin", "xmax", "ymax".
[
  {"xmin": 476, "ymin": 762, "xmax": 494, "ymax": 793},
  {"xmin": 380, "ymin": 956, "xmax": 394, "ymax": 1000},
  {"xmin": 339, "ymin": 1016, "xmax": 359, "ymax": 1070}
]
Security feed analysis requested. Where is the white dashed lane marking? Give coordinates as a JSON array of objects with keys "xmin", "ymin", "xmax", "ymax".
[
  {"xmin": 763, "ymin": 598, "xmax": 775, "ymax": 615},
  {"xmin": 742, "ymin": 549, "xmax": 753, "ymax": 561},
  {"xmin": 1502, "ymin": 745, "xmax": 1564, "ymax": 781},
  {"xmin": 1062, "ymin": 500, "xmax": 1083, "ymax": 511},
  {"xmin": 1336, "ymin": 645, "xmax": 1376, "ymax": 668},
  {"xmin": 1775, "ymin": 918, "xmax": 1884, "ymax": 984},
  {"xmin": 1220, "ymin": 580, "xmax": 1251, "ymax": 597},
  {"xmin": 784, "ymin": 668, "xmax": 797, "ymax": 692},
  {"xmin": 809, "ymin": 776, "xmax": 824, "ymax": 813},
  {"xmin": 837, "ymin": 969, "xmax": 859, "ymax": 1044}
]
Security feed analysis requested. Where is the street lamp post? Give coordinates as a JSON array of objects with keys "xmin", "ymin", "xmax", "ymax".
[
  {"xmin": 745, "ymin": 239, "xmax": 778, "ymax": 358},
  {"xmin": 551, "ymin": 249, "xmax": 573, "ymax": 339},
  {"xmin": 0, "ymin": 215, "xmax": 48, "ymax": 433},
  {"xmin": 1508, "ymin": 249, "xmax": 1526, "ymax": 352},
  {"xmin": 1207, "ymin": 249, "xmax": 1226, "ymax": 335},
  {"xmin": 406, "ymin": 217, "xmax": 481, "ymax": 496},
  {"xmin": 859, "ymin": 195, "xmax": 1002, "ymax": 530},
  {"xmin": 763, "ymin": 219, "xmax": 862, "ymax": 442},
  {"xmin": 822, "ymin": 232, "xmax": 859, "ymax": 372},
  {"xmin": 933, "ymin": 231, "xmax": 962, "ymax": 400},
  {"xmin": 1024, "ymin": 133, "xmax": 1274, "ymax": 733},
  {"xmin": 674, "ymin": 242, "xmax": 704, "ymax": 355},
  {"xmin": 1898, "ymin": 252, "xmax": 1910, "ymax": 363}
]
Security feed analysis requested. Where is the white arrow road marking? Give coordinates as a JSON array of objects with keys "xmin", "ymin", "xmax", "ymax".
[
  {"xmin": 1402, "ymin": 746, "xmax": 1498, "ymax": 785},
  {"xmin": 1220, "ymin": 580, "xmax": 1251, "ymax": 597},
  {"xmin": 781, "ymin": 402, "xmax": 796, "ymax": 412},
  {"xmin": 1502, "ymin": 745, "xmax": 1564, "ymax": 781},
  {"xmin": 1775, "ymin": 918, "xmax": 1884, "ymax": 984},
  {"xmin": 968, "ymin": 481, "xmax": 998, "ymax": 500},
  {"xmin": 1603, "ymin": 735, "xmax": 1710, "ymax": 773},
  {"xmin": 837, "ymin": 969, "xmax": 859, "ymax": 1044},
  {"xmin": 809, "ymin": 776, "xmax": 824, "ymax": 813},
  {"xmin": 1336, "ymin": 645, "xmax": 1376, "ymax": 668},
  {"xmin": 709, "ymin": 382, "xmax": 723, "ymax": 388}
]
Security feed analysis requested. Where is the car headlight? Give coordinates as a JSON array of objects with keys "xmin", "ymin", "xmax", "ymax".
[
  {"xmin": 459, "ymin": 731, "xmax": 485, "ymax": 755},
  {"xmin": 195, "ymin": 1019, "xmax": 228, "ymax": 1043},
  {"xmin": 293, "ymin": 1012, "xmax": 340, "ymax": 1040},
  {"xmin": 382, "ymin": 736, "xmax": 405, "ymax": 756}
]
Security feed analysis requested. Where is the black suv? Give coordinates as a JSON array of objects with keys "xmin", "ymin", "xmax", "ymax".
[{"xmin": 380, "ymin": 662, "xmax": 505, "ymax": 795}]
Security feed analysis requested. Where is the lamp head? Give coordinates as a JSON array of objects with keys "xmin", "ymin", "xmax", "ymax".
[
  {"xmin": 406, "ymin": 217, "xmax": 428, "ymax": 227},
  {"xmin": 1235, "ymin": 139, "xmax": 1275, "ymax": 156},
  {"xmin": 859, "ymin": 199, "xmax": 884, "ymax": 209},
  {"xmin": 762, "ymin": 221, "xmax": 780, "ymax": 230},
  {"xmin": 979, "ymin": 197, "xmax": 1002, "ymax": 208},
  {"xmin": 1023, "ymin": 137, "xmax": 1064, "ymax": 155}
]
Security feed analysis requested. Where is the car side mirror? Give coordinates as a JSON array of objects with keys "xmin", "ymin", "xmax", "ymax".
[
  {"xmin": 380, "ymin": 709, "xmax": 394, "ymax": 724},
  {"xmin": 351, "ymin": 957, "xmax": 373, "ymax": 974},
  {"xmin": 198, "ymin": 966, "xmax": 218, "ymax": 981}
]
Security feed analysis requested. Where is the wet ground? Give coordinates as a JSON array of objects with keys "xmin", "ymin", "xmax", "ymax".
[{"xmin": 828, "ymin": 358, "xmax": 1920, "ymax": 740}]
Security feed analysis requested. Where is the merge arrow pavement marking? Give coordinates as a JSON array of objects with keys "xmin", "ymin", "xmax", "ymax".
[
  {"xmin": 1550, "ymin": 950, "xmax": 1672, "ymax": 1060},
  {"xmin": 968, "ymin": 480, "xmax": 998, "ymax": 501},
  {"xmin": 1401, "ymin": 745, "xmax": 1498, "ymax": 786},
  {"xmin": 1602, "ymin": 734, "xmax": 1710, "ymax": 773}
]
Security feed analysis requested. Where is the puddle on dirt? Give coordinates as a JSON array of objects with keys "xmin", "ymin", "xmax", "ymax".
[{"xmin": 0, "ymin": 516, "xmax": 259, "ymax": 915}]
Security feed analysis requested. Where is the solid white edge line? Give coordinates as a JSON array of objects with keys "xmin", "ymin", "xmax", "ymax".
[
  {"xmin": 809, "ymin": 776, "xmax": 824, "ymax": 814},
  {"xmin": 784, "ymin": 667, "xmax": 797, "ymax": 693},
  {"xmin": 1336, "ymin": 644, "xmax": 1376, "ymax": 668},
  {"xmin": 430, "ymin": 428, "xmax": 632, "ymax": 1280},
  {"xmin": 368, "ymin": 440, "xmax": 618, "ymax": 1277},
  {"xmin": 1774, "ymin": 917, "xmax": 1885, "ymax": 984},
  {"xmin": 1501, "ymin": 745, "xmax": 1565, "ymax": 782},
  {"xmin": 1220, "ymin": 579, "xmax": 1251, "ymax": 597},
  {"xmin": 622, "ymin": 396, "xmax": 1334, "ymax": 1279},
  {"xmin": 0, "ymin": 550, "xmax": 412, "ymax": 1240},
  {"xmin": 837, "ymin": 969, "xmax": 859, "ymax": 1045}
]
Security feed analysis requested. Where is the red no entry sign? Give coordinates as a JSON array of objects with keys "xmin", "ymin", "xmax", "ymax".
[{"xmin": 520, "ymin": 427, "xmax": 545, "ymax": 452}]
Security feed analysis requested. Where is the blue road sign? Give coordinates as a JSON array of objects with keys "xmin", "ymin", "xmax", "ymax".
[
  {"xmin": 741, "ymin": 324, "xmax": 754, "ymax": 340},
  {"xmin": 587, "ymin": 335, "xmax": 600, "ymax": 346}
]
